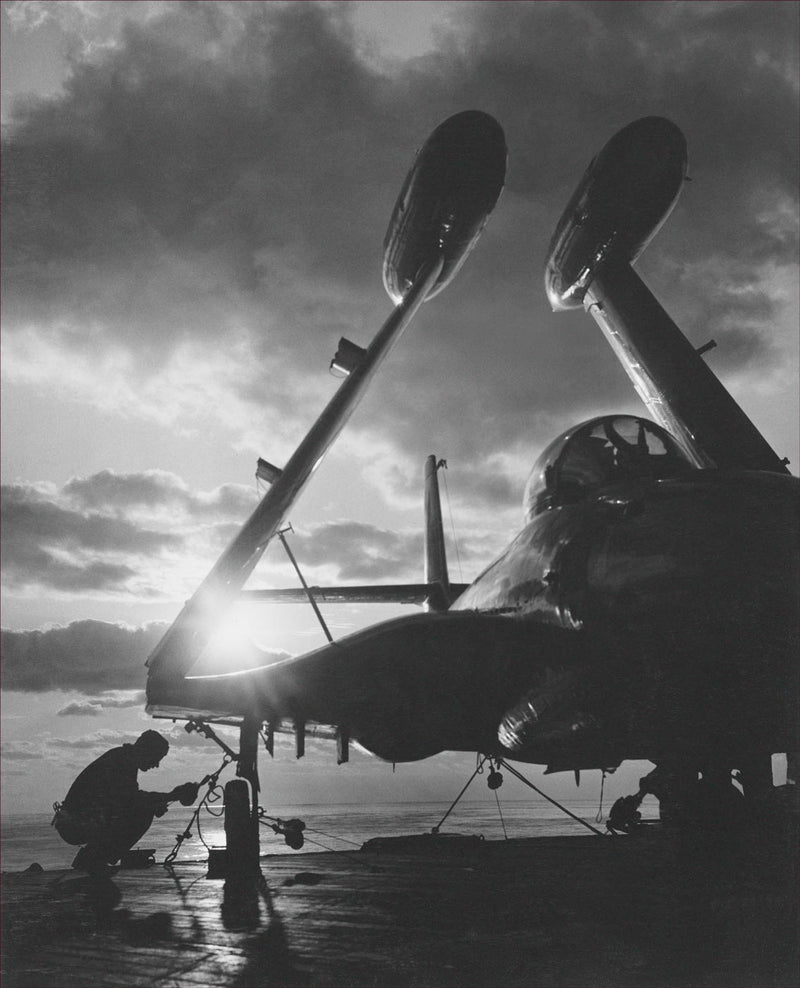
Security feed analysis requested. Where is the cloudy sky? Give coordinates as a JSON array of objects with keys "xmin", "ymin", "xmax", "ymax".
[{"xmin": 2, "ymin": 1, "xmax": 798, "ymax": 824}]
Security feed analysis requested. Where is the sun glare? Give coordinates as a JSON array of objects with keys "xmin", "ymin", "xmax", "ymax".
[{"xmin": 188, "ymin": 603, "xmax": 285, "ymax": 678}]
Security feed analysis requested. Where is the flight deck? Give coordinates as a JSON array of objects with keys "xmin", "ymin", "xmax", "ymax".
[{"xmin": 3, "ymin": 826, "xmax": 797, "ymax": 988}]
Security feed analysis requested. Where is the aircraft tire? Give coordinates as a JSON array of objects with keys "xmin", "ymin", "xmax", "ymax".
[{"xmin": 224, "ymin": 779, "xmax": 257, "ymax": 875}]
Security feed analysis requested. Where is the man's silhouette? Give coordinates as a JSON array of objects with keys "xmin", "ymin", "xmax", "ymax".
[
  {"xmin": 53, "ymin": 730, "xmax": 198, "ymax": 874},
  {"xmin": 606, "ymin": 793, "xmax": 643, "ymax": 834}
]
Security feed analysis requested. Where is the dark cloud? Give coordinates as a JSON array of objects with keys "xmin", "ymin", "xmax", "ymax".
[
  {"xmin": 445, "ymin": 464, "xmax": 526, "ymax": 519},
  {"xmin": 6, "ymin": 7, "xmax": 793, "ymax": 316},
  {"xmin": 1, "ymin": 481, "xmax": 176, "ymax": 593},
  {"xmin": 56, "ymin": 690, "xmax": 146, "ymax": 716},
  {"xmin": 1, "ymin": 2, "xmax": 796, "ymax": 517},
  {"xmin": 1, "ymin": 620, "xmax": 294, "ymax": 697},
  {"xmin": 2, "ymin": 3, "xmax": 393, "ymax": 355},
  {"xmin": 1, "ymin": 620, "xmax": 167, "ymax": 692},
  {"xmin": 1, "ymin": 741, "xmax": 44, "ymax": 761},
  {"xmin": 63, "ymin": 469, "xmax": 255, "ymax": 519},
  {"xmin": 46, "ymin": 730, "xmax": 145, "ymax": 750},
  {"xmin": 2, "ymin": 482, "xmax": 175, "ymax": 553},
  {"xmin": 4, "ymin": 461, "xmax": 500, "ymax": 605},
  {"xmin": 0, "ymin": 472, "xmax": 255, "ymax": 595},
  {"xmin": 62, "ymin": 471, "xmax": 190, "ymax": 511},
  {"xmin": 464, "ymin": 3, "xmax": 797, "ymax": 211},
  {"xmin": 14, "ymin": 555, "xmax": 140, "ymax": 594},
  {"xmin": 281, "ymin": 517, "xmax": 496, "ymax": 584},
  {"xmin": 56, "ymin": 701, "xmax": 103, "ymax": 717},
  {"xmin": 290, "ymin": 521, "xmax": 423, "ymax": 582}
]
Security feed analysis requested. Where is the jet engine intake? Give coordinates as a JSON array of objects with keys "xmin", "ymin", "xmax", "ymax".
[{"xmin": 498, "ymin": 669, "xmax": 586, "ymax": 752}]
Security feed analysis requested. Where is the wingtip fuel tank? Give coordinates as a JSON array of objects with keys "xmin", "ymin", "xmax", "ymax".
[
  {"xmin": 545, "ymin": 116, "xmax": 687, "ymax": 311},
  {"xmin": 382, "ymin": 110, "xmax": 507, "ymax": 305}
]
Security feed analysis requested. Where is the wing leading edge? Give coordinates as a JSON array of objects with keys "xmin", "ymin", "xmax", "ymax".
[
  {"xmin": 149, "ymin": 610, "xmax": 587, "ymax": 763},
  {"xmin": 240, "ymin": 584, "xmax": 470, "ymax": 606}
]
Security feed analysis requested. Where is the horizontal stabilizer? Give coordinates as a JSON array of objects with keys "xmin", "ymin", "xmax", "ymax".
[{"xmin": 240, "ymin": 583, "xmax": 470, "ymax": 607}]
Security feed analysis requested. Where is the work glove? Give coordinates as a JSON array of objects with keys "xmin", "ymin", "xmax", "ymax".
[{"xmin": 173, "ymin": 781, "xmax": 200, "ymax": 806}]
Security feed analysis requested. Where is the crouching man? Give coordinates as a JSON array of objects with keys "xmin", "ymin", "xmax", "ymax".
[{"xmin": 52, "ymin": 730, "xmax": 199, "ymax": 875}]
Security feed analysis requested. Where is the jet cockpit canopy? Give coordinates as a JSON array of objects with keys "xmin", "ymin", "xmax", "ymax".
[{"xmin": 524, "ymin": 414, "xmax": 694, "ymax": 519}]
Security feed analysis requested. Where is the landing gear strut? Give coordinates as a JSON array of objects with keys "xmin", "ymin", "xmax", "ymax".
[{"xmin": 639, "ymin": 755, "xmax": 779, "ymax": 828}]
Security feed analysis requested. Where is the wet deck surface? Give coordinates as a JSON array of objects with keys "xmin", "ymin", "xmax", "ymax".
[{"xmin": 2, "ymin": 827, "xmax": 798, "ymax": 987}]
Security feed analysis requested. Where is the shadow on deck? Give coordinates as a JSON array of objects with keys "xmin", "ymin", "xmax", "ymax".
[{"xmin": 2, "ymin": 826, "xmax": 798, "ymax": 987}]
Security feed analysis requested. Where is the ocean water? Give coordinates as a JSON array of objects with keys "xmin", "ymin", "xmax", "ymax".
[{"xmin": 1, "ymin": 798, "xmax": 658, "ymax": 872}]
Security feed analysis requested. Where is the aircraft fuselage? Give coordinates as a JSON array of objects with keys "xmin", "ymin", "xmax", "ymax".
[{"xmin": 452, "ymin": 467, "xmax": 799, "ymax": 769}]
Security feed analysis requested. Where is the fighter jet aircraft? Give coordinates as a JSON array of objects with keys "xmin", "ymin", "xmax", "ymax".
[{"xmin": 146, "ymin": 114, "xmax": 798, "ymax": 820}]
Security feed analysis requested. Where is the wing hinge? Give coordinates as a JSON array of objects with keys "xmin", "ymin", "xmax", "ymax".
[
  {"xmin": 255, "ymin": 458, "xmax": 283, "ymax": 485},
  {"xmin": 330, "ymin": 337, "xmax": 367, "ymax": 378}
]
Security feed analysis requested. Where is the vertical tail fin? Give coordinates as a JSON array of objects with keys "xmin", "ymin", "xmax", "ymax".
[{"xmin": 424, "ymin": 455, "xmax": 451, "ymax": 612}]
